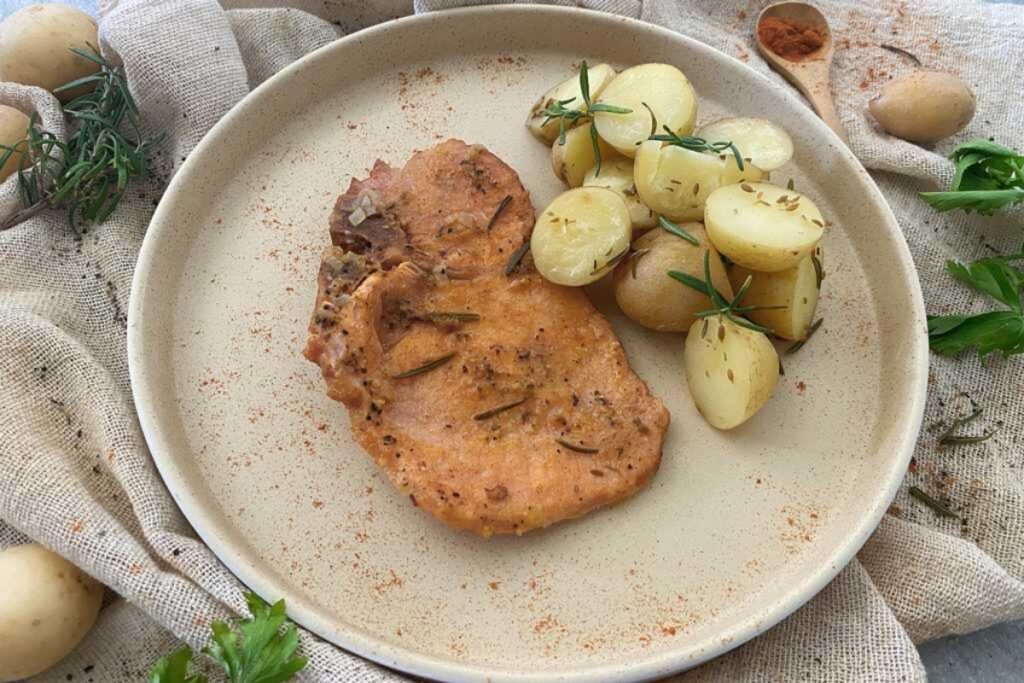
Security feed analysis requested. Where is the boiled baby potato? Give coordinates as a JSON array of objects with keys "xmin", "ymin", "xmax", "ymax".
[
  {"xmin": 728, "ymin": 246, "xmax": 823, "ymax": 340},
  {"xmin": 613, "ymin": 223, "xmax": 732, "ymax": 332},
  {"xmin": 592, "ymin": 64, "xmax": 697, "ymax": 158},
  {"xmin": 705, "ymin": 182, "xmax": 824, "ymax": 272},
  {"xmin": 0, "ymin": 4, "xmax": 100, "ymax": 102},
  {"xmin": 0, "ymin": 105, "xmax": 30, "ymax": 182},
  {"xmin": 684, "ymin": 316, "xmax": 780, "ymax": 430},
  {"xmin": 532, "ymin": 187, "xmax": 632, "ymax": 286},
  {"xmin": 583, "ymin": 156, "xmax": 656, "ymax": 229},
  {"xmin": 525, "ymin": 63, "xmax": 617, "ymax": 144},
  {"xmin": 696, "ymin": 117, "xmax": 794, "ymax": 172},
  {"xmin": 551, "ymin": 122, "xmax": 614, "ymax": 188},
  {"xmin": 0, "ymin": 544, "xmax": 103, "ymax": 681},
  {"xmin": 868, "ymin": 71, "xmax": 975, "ymax": 143},
  {"xmin": 634, "ymin": 140, "xmax": 765, "ymax": 222}
]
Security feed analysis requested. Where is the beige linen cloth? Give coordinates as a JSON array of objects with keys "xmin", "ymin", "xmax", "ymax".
[{"xmin": 1, "ymin": 0, "xmax": 1021, "ymax": 680}]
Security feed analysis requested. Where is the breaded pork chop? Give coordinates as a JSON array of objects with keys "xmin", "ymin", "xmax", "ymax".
[{"xmin": 304, "ymin": 140, "xmax": 669, "ymax": 536}]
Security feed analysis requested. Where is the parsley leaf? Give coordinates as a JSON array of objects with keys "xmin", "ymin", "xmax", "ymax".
[
  {"xmin": 928, "ymin": 253, "xmax": 1024, "ymax": 357},
  {"xmin": 920, "ymin": 139, "xmax": 1024, "ymax": 215},
  {"xmin": 150, "ymin": 647, "xmax": 207, "ymax": 683},
  {"xmin": 148, "ymin": 593, "xmax": 307, "ymax": 683}
]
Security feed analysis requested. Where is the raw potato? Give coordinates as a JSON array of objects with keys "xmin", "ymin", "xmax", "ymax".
[
  {"xmin": 551, "ymin": 122, "xmax": 614, "ymax": 188},
  {"xmin": 0, "ymin": 544, "xmax": 103, "ymax": 681},
  {"xmin": 0, "ymin": 105, "xmax": 30, "ymax": 182},
  {"xmin": 705, "ymin": 182, "xmax": 825, "ymax": 272},
  {"xmin": 0, "ymin": 5, "xmax": 100, "ymax": 102},
  {"xmin": 728, "ymin": 246, "xmax": 823, "ymax": 340},
  {"xmin": 532, "ymin": 187, "xmax": 632, "ymax": 286},
  {"xmin": 684, "ymin": 316, "xmax": 780, "ymax": 430},
  {"xmin": 634, "ymin": 140, "xmax": 765, "ymax": 222},
  {"xmin": 868, "ymin": 71, "xmax": 975, "ymax": 143},
  {"xmin": 613, "ymin": 223, "xmax": 733, "ymax": 332},
  {"xmin": 583, "ymin": 156, "xmax": 656, "ymax": 229},
  {"xmin": 525, "ymin": 63, "xmax": 617, "ymax": 143},
  {"xmin": 696, "ymin": 117, "xmax": 794, "ymax": 172},
  {"xmin": 593, "ymin": 64, "xmax": 697, "ymax": 158}
]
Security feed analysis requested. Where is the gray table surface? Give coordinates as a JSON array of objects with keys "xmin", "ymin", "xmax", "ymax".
[{"xmin": 2, "ymin": 0, "xmax": 1022, "ymax": 679}]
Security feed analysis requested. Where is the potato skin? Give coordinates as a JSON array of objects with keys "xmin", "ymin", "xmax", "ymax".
[
  {"xmin": 551, "ymin": 122, "xmax": 614, "ymax": 188},
  {"xmin": 0, "ymin": 5, "xmax": 100, "ymax": 102},
  {"xmin": 868, "ymin": 71, "xmax": 975, "ymax": 143},
  {"xmin": 0, "ymin": 544, "xmax": 103, "ymax": 681},
  {"xmin": 613, "ymin": 223, "xmax": 733, "ymax": 332},
  {"xmin": 0, "ymin": 105, "xmax": 30, "ymax": 182}
]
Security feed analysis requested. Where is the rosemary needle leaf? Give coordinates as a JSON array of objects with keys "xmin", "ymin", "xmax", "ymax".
[
  {"xmin": 422, "ymin": 311, "xmax": 481, "ymax": 323},
  {"xmin": 486, "ymin": 194, "xmax": 513, "ymax": 231},
  {"xmin": 473, "ymin": 397, "xmax": 527, "ymax": 420},
  {"xmin": 658, "ymin": 215, "xmax": 700, "ymax": 245},
  {"xmin": 391, "ymin": 352, "xmax": 456, "ymax": 379},
  {"xmin": 505, "ymin": 240, "xmax": 530, "ymax": 275},
  {"xmin": 786, "ymin": 318, "xmax": 824, "ymax": 354},
  {"xmin": 555, "ymin": 437, "xmax": 599, "ymax": 454},
  {"xmin": 908, "ymin": 485, "xmax": 959, "ymax": 519},
  {"xmin": 629, "ymin": 248, "xmax": 650, "ymax": 279}
]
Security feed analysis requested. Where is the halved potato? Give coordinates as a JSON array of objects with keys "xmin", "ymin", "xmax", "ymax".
[
  {"xmin": 705, "ymin": 182, "xmax": 825, "ymax": 272},
  {"xmin": 583, "ymin": 156, "xmax": 656, "ymax": 229},
  {"xmin": 532, "ymin": 187, "xmax": 632, "ymax": 286},
  {"xmin": 634, "ymin": 140, "xmax": 765, "ymax": 222},
  {"xmin": 525, "ymin": 63, "xmax": 617, "ymax": 144},
  {"xmin": 684, "ymin": 316, "xmax": 779, "ymax": 430},
  {"xmin": 696, "ymin": 117, "xmax": 794, "ymax": 172},
  {"xmin": 592, "ymin": 64, "xmax": 697, "ymax": 158},
  {"xmin": 552, "ymin": 122, "xmax": 614, "ymax": 187},
  {"xmin": 728, "ymin": 246, "xmax": 823, "ymax": 340},
  {"xmin": 613, "ymin": 223, "xmax": 732, "ymax": 332}
]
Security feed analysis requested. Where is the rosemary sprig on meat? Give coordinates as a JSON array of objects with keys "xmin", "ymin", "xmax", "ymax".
[
  {"xmin": 504, "ymin": 240, "xmax": 531, "ymax": 275},
  {"xmin": 473, "ymin": 398, "xmax": 527, "ymax": 421},
  {"xmin": 554, "ymin": 437, "xmax": 599, "ymax": 454},
  {"xmin": 486, "ymin": 194, "xmax": 513, "ymax": 231},
  {"xmin": 391, "ymin": 352, "xmax": 456, "ymax": 378},
  {"xmin": 541, "ymin": 60, "xmax": 631, "ymax": 177}
]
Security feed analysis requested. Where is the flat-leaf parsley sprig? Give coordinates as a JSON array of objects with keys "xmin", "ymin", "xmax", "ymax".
[
  {"xmin": 541, "ymin": 60, "xmax": 631, "ymax": 176},
  {"xmin": 149, "ymin": 592, "xmax": 308, "ymax": 683},
  {"xmin": 920, "ymin": 139, "xmax": 1024, "ymax": 215},
  {"xmin": 927, "ymin": 249, "xmax": 1024, "ymax": 358}
]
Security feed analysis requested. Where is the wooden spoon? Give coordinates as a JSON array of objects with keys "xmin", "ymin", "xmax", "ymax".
[{"xmin": 756, "ymin": 2, "xmax": 847, "ymax": 143}]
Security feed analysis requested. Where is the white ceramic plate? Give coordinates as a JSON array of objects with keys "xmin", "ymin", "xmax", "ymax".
[{"xmin": 128, "ymin": 7, "xmax": 927, "ymax": 682}]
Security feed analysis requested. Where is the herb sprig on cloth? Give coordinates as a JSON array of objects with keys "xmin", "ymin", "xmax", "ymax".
[
  {"xmin": 0, "ymin": 46, "xmax": 161, "ymax": 231},
  {"xmin": 927, "ymin": 251, "xmax": 1024, "ymax": 357},
  {"xmin": 920, "ymin": 139, "xmax": 1024, "ymax": 215},
  {"xmin": 149, "ymin": 592, "xmax": 307, "ymax": 683}
]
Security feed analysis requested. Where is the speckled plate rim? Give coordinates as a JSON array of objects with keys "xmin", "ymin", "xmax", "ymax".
[{"xmin": 128, "ymin": 6, "xmax": 928, "ymax": 682}]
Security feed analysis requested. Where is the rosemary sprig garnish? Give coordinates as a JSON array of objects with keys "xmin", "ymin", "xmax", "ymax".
[
  {"xmin": 786, "ymin": 318, "xmax": 824, "ymax": 354},
  {"xmin": 787, "ymin": 178, "xmax": 796, "ymax": 191},
  {"xmin": 811, "ymin": 252, "xmax": 825, "ymax": 289},
  {"xmin": 391, "ymin": 352, "xmax": 456, "ymax": 379},
  {"xmin": 658, "ymin": 215, "xmax": 699, "ymax": 245},
  {"xmin": 629, "ymin": 248, "xmax": 650, "ymax": 279},
  {"xmin": 908, "ymin": 485, "xmax": 959, "ymax": 519},
  {"xmin": 668, "ymin": 251, "xmax": 783, "ymax": 335},
  {"xmin": 938, "ymin": 407, "xmax": 997, "ymax": 447},
  {"xmin": 554, "ymin": 437, "xmax": 599, "ymax": 454},
  {"xmin": 505, "ymin": 240, "xmax": 530, "ymax": 275},
  {"xmin": 648, "ymin": 126, "xmax": 744, "ymax": 172},
  {"xmin": 541, "ymin": 61, "xmax": 631, "ymax": 177},
  {"xmin": 421, "ymin": 311, "xmax": 481, "ymax": 323},
  {"xmin": 590, "ymin": 245, "xmax": 629, "ymax": 275},
  {"xmin": 0, "ymin": 46, "xmax": 161, "ymax": 231},
  {"xmin": 473, "ymin": 397, "xmax": 527, "ymax": 421},
  {"xmin": 486, "ymin": 195, "xmax": 513, "ymax": 232}
]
